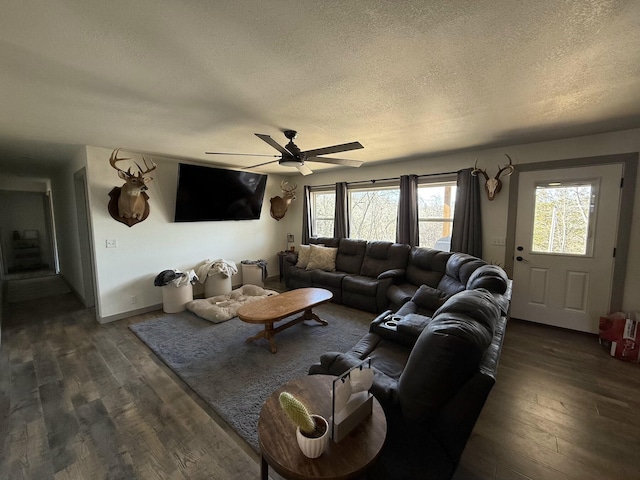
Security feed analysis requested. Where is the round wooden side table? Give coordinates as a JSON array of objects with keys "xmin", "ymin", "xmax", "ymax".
[{"xmin": 258, "ymin": 375, "xmax": 387, "ymax": 480}]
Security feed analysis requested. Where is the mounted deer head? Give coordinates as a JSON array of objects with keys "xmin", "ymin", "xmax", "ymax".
[
  {"xmin": 108, "ymin": 148, "xmax": 157, "ymax": 226},
  {"xmin": 471, "ymin": 154, "xmax": 515, "ymax": 201},
  {"xmin": 270, "ymin": 181, "xmax": 297, "ymax": 221}
]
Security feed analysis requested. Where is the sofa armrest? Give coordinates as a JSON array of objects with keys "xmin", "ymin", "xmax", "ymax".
[
  {"xmin": 370, "ymin": 311, "xmax": 431, "ymax": 347},
  {"xmin": 377, "ymin": 268, "xmax": 405, "ymax": 280},
  {"xmin": 284, "ymin": 252, "xmax": 299, "ymax": 265}
]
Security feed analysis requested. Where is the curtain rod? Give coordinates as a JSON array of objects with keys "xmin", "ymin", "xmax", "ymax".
[{"xmin": 309, "ymin": 170, "xmax": 460, "ymax": 189}]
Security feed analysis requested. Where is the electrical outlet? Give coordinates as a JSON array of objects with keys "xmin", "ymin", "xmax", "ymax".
[
  {"xmin": 106, "ymin": 239, "xmax": 117, "ymax": 248},
  {"xmin": 130, "ymin": 295, "xmax": 138, "ymax": 305}
]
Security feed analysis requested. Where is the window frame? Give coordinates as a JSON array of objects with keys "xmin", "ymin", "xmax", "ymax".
[
  {"xmin": 347, "ymin": 180, "xmax": 400, "ymax": 242},
  {"xmin": 309, "ymin": 187, "xmax": 336, "ymax": 238},
  {"xmin": 416, "ymin": 177, "xmax": 457, "ymax": 250}
]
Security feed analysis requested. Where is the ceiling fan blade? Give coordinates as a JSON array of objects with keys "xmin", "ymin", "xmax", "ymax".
[
  {"xmin": 247, "ymin": 159, "xmax": 280, "ymax": 169},
  {"xmin": 296, "ymin": 164, "xmax": 313, "ymax": 176},
  {"xmin": 302, "ymin": 141, "xmax": 364, "ymax": 157},
  {"xmin": 305, "ymin": 157, "xmax": 363, "ymax": 167},
  {"xmin": 255, "ymin": 133, "xmax": 291, "ymax": 155},
  {"xmin": 205, "ymin": 152, "xmax": 280, "ymax": 157}
]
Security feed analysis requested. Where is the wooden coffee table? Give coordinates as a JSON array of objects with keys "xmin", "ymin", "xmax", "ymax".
[
  {"xmin": 237, "ymin": 287, "xmax": 333, "ymax": 353},
  {"xmin": 258, "ymin": 375, "xmax": 387, "ymax": 480}
]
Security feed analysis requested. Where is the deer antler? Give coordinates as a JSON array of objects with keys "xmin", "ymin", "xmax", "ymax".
[
  {"xmin": 134, "ymin": 155, "xmax": 157, "ymax": 176},
  {"xmin": 280, "ymin": 180, "xmax": 297, "ymax": 192},
  {"xmin": 471, "ymin": 158, "xmax": 489, "ymax": 180},
  {"xmin": 110, "ymin": 148, "xmax": 133, "ymax": 176},
  {"xmin": 496, "ymin": 154, "xmax": 515, "ymax": 178}
]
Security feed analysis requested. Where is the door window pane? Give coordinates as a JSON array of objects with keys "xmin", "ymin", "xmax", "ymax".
[{"xmin": 531, "ymin": 181, "xmax": 595, "ymax": 255}]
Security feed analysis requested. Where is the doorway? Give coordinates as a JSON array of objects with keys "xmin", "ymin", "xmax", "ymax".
[
  {"xmin": 505, "ymin": 153, "xmax": 637, "ymax": 333},
  {"xmin": 511, "ymin": 164, "xmax": 622, "ymax": 332}
]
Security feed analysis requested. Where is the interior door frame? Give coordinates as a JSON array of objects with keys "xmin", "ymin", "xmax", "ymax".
[{"xmin": 505, "ymin": 152, "xmax": 638, "ymax": 313}]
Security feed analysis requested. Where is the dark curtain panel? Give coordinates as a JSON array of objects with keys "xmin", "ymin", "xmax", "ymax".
[
  {"xmin": 301, "ymin": 185, "xmax": 311, "ymax": 244},
  {"xmin": 396, "ymin": 174, "xmax": 419, "ymax": 246},
  {"xmin": 333, "ymin": 182, "xmax": 349, "ymax": 239},
  {"xmin": 451, "ymin": 168, "xmax": 483, "ymax": 257}
]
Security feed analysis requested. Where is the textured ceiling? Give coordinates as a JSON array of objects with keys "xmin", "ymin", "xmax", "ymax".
[{"xmin": 1, "ymin": 1, "xmax": 639, "ymax": 176}]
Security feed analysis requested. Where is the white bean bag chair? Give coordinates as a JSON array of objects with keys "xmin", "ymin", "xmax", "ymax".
[{"xmin": 186, "ymin": 284, "xmax": 279, "ymax": 323}]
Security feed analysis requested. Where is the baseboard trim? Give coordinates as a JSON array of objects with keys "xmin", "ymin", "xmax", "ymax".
[{"xmin": 99, "ymin": 303, "xmax": 163, "ymax": 324}]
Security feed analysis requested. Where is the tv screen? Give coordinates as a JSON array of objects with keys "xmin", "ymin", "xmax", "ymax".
[{"xmin": 174, "ymin": 163, "xmax": 267, "ymax": 222}]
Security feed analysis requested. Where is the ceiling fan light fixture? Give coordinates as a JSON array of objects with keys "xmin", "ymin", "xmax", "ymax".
[{"xmin": 279, "ymin": 158, "xmax": 302, "ymax": 168}]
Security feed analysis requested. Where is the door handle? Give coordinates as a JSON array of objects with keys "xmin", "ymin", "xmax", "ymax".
[{"xmin": 516, "ymin": 256, "xmax": 527, "ymax": 262}]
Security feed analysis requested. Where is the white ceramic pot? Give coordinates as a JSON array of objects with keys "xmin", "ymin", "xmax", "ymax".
[{"xmin": 296, "ymin": 415, "xmax": 329, "ymax": 458}]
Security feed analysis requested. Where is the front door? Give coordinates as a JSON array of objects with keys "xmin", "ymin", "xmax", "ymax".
[{"xmin": 511, "ymin": 164, "xmax": 623, "ymax": 333}]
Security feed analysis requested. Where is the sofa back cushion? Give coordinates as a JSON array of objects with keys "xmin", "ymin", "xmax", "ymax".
[
  {"xmin": 406, "ymin": 247, "xmax": 453, "ymax": 288},
  {"xmin": 397, "ymin": 289, "xmax": 499, "ymax": 422},
  {"xmin": 360, "ymin": 242, "xmax": 411, "ymax": 278},
  {"xmin": 336, "ymin": 238, "xmax": 367, "ymax": 274},
  {"xmin": 437, "ymin": 252, "xmax": 487, "ymax": 295},
  {"xmin": 310, "ymin": 237, "xmax": 340, "ymax": 248},
  {"xmin": 467, "ymin": 264, "xmax": 509, "ymax": 294}
]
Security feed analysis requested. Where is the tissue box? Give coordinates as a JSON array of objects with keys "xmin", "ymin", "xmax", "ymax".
[{"xmin": 330, "ymin": 391, "xmax": 373, "ymax": 443}]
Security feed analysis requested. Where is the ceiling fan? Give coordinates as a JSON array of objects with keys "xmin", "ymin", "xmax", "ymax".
[{"xmin": 205, "ymin": 130, "xmax": 364, "ymax": 175}]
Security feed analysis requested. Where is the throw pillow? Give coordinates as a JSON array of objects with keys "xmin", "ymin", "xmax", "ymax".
[
  {"xmin": 412, "ymin": 285, "xmax": 450, "ymax": 312},
  {"xmin": 306, "ymin": 244, "xmax": 338, "ymax": 272},
  {"xmin": 295, "ymin": 245, "xmax": 311, "ymax": 268}
]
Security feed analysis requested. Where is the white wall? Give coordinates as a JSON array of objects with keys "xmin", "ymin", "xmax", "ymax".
[
  {"xmin": 0, "ymin": 175, "xmax": 49, "ymax": 193},
  {"xmin": 50, "ymin": 148, "xmax": 89, "ymax": 299},
  {"xmin": 85, "ymin": 146, "xmax": 290, "ymax": 322},
  {"xmin": 287, "ymin": 128, "xmax": 640, "ymax": 314}
]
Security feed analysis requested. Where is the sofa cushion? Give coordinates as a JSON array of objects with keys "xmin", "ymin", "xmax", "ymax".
[
  {"xmin": 295, "ymin": 244, "xmax": 312, "ymax": 268},
  {"xmin": 432, "ymin": 288, "xmax": 499, "ymax": 334},
  {"xmin": 437, "ymin": 252, "xmax": 487, "ymax": 294},
  {"xmin": 306, "ymin": 244, "xmax": 338, "ymax": 271},
  {"xmin": 467, "ymin": 264, "xmax": 508, "ymax": 294},
  {"xmin": 397, "ymin": 289, "xmax": 500, "ymax": 421},
  {"xmin": 310, "ymin": 269, "xmax": 347, "ymax": 288},
  {"xmin": 336, "ymin": 238, "xmax": 367, "ymax": 274},
  {"xmin": 387, "ymin": 284, "xmax": 418, "ymax": 308},
  {"xmin": 406, "ymin": 247, "xmax": 452, "ymax": 287},
  {"xmin": 411, "ymin": 285, "xmax": 451, "ymax": 312},
  {"xmin": 342, "ymin": 274, "xmax": 379, "ymax": 296},
  {"xmin": 288, "ymin": 266, "xmax": 313, "ymax": 285},
  {"xmin": 361, "ymin": 242, "xmax": 411, "ymax": 278},
  {"xmin": 310, "ymin": 236, "xmax": 340, "ymax": 248}
]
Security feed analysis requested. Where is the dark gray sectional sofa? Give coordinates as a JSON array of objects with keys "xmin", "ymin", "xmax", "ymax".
[
  {"xmin": 283, "ymin": 236, "xmax": 503, "ymax": 313},
  {"xmin": 309, "ymin": 266, "xmax": 512, "ymax": 479},
  {"xmin": 284, "ymin": 236, "xmax": 512, "ymax": 479}
]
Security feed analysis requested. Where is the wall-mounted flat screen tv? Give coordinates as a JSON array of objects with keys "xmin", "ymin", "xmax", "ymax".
[{"xmin": 174, "ymin": 163, "xmax": 267, "ymax": 222}]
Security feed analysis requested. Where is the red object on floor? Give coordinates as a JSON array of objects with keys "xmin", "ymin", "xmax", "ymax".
[{"xmin": 599, "ymin": 313, "xmax": 640, "ymax": 363}]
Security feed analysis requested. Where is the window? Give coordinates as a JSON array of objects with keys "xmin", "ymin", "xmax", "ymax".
[
  {"xmin": 349, "ymin": 185, "xmax": 400, "ymax": 242},
  {"xmin": 309, "ymin": 178, "xmax": 456, "ymax": 246},
  {"xmin": 417, "ymin": 182, "xmax": 456, "ymax": 251},
  {"xmin": 310, "ymin": 190, "xmax": 335, "ymax": 237},
  {"xmin": 531, "ymin": 181, "xmax": 596, "ymax": 256}
]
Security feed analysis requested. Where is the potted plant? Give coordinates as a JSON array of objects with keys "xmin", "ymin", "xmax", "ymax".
[{"xmin": 279, "ymin": 392, "xmax": 329, "ymax": 458}]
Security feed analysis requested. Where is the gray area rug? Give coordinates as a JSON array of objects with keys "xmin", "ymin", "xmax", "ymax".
[{"xmin": 129, "ymin": 303, "xmax": 374, "ymax": 451}]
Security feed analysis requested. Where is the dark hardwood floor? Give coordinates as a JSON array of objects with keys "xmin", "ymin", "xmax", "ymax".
[{"xmin": 1, "ymin": 282, "xmax": 639, "ymax": 479}]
